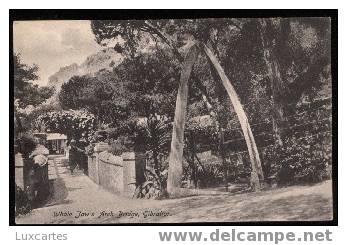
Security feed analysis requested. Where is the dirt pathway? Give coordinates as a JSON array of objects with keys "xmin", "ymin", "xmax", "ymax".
[{"xmin": 16, "ymin": 156, "xmax": 333, "ymax": 224}]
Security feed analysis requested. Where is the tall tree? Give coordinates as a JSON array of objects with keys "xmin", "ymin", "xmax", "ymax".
[
  {"xmin": 59, "ymin": 73, "xmax": 127, "ymax": 128},
  {"xmin": 258, "ymin": 18, "xmax": 286, "ymax": 146},
  {"xmin": 14, "ymin": 53, "xmax": 55, "ymax": 139},
  {"xmin": 14, "ymin": 53, "xmax": 54, "ymax": 109},
  {"xmin": 257, "ymin": 18, "xmax": 331, "ymax": 146}
]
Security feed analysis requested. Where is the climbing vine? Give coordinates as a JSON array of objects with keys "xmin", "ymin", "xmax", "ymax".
[{"xmin": 37, "ymin": 110, "xmax": 97, "ymax": 143}]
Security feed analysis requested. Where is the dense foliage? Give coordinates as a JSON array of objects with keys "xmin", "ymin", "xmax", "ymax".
[
  {"xmin": 37, "ymin": 110, "xmax": 97, "ymax": 143},
  {"xmin": 14, "ymin": 54, "xmax": 55, "ymax": 109},
  {"xmin": 59, "ymin": 73, "xmax": 127, "ymax": 128},
  {"xmin": 14, "ymin": 53, "xmax": 56, "ymax": 160},
  {"xmin": 89, "ymin": 18, "xmax": 332, "ymax": 191}
]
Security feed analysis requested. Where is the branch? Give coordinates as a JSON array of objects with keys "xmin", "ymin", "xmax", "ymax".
[
  {"xmin": 144, "ymin": 20, "xmax": 184, "ymax": 63},
  {"xmin": 141, "ymin": 22, "xmax": 221, "ymax": 130}
]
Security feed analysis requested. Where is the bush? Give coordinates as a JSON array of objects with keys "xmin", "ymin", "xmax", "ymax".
[
  {"xmin": 85, "ymin": 144, "xmax": 95, "ymax": 156},
  {"xmin": 276, "ymin": 132, "xmax": 330, "ymax": 186},
  {"xmin": 109, "ymin": 135, "xmax": 136, "ymax": 155},
  {"xmin": 37, "ymin": 110, "xmax": 97, "ymax": 143},
  {"xmin": 133, "ymin": 166, "xmax": 168, "ymax": 199},
  {"xmin": 15, "ymin": 184, "xmax": 32, "ymax": 216},
  {"xmin": 183, "ymin": 157, "xmax": 225, "ymax": 188},
  {"xmin": 15, "ymin": 134, "xmax": 37, "ymax": 157},
  {"xmin": 197, "ymin": 161, "xmax": 224, "ymax": 187}
]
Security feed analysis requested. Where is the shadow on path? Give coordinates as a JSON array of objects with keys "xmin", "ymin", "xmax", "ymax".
[{"xmin": 44, "ymin": 158, "xmax": 71, "ymax": 207}]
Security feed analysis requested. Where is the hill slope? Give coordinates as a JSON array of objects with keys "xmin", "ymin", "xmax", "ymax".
[{"xmin": 48, "ymin": 48, "xmax": 123, "ymax": 89}]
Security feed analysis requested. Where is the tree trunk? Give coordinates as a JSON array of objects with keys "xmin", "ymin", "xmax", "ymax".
[
  {"xmin": 219, "ymin": 129, "xmax": 228, "ymax": 191},
  {"xmin": 258, "ymin": 18, "xmax": 285, "ymax": 146},
  {"xmin": 188, "ymin": 131, "xmax": 197, "ymax": 188},
  {"xmin": 202, "ymin": 44, "xmax": 264, "ymax": 191},
  {"xmin": 167, "ymin": 44, "xmax": 199, "ymax": 196}
]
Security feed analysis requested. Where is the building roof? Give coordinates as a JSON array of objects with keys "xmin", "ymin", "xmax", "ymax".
[{"xmin": 47, "ymin": 133, "xmax": 67, "ymax": 140}]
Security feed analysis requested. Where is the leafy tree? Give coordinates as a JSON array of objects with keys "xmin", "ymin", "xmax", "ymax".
[
  {"xmin": 59, "ymin": 75, "xmax": 92, "ymax": 109},
  {"xmin": 190, "ymin": 18, "xmax": 331, "ymax": 183},
  {"xmin": 59, "ymin": 73, "xmax": 128, "ymax": 128},
  {"xmin": 14, "ymin": 53, "xmax": 55, "ymax": 109},
  {"xmin": 58, "ymin": 51, "xmax": 181, "ymax": 182},
  {"xmin": 114, "ymin": 50, "xmax": 180, "ymax": 119},
  {"xmin": 256, "ymin": 18, "xmax": 331, "ymax": 146},
  {"xmin": 109, "ymin": 50, "xmax": 180, "ymax": 192},
  {"xmin": 14, "ymin": 53, "xmax": 55, "ymax": 148}
]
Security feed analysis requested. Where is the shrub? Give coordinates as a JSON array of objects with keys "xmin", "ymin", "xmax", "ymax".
[
  {"xmin": 109, "ymin": 135, "xmax": 135, "ymax": 155},
  {"xmin": 85, "ymin": 144, "xmax": 95, "ymax": 156},
  {"xmin": 15, "ymin": 134, "xmax": 37, "ymax": 157},
  {"xmin": 133, "ymin": 166, "xmax": 168, "ymax": 199},
  {"xmin": 37, "ymin": 110, "xmax": 97, "ymax": 143},
  {"xmin": 196, "ymin": 161, "xmax": 224, "ymax": 187},
  {"xmin": 276, "ymin": 132, "xmax": 330, "ymax": 186},
  {"xmin": 15, "ymin": 184, "xmax": 32, "ymax": 216},
  {"xmin": 183, "ymin": 157, "xmax": 225, "ymax": 188}
]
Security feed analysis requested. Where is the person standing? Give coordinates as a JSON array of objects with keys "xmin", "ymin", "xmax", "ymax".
[
  {"xmin": 69, "ymin": 140, "xmax": 87, "ymax": 174},
  {"xmin": 68, "ymin": 140, "xmax": 78, "ymax": 174}
]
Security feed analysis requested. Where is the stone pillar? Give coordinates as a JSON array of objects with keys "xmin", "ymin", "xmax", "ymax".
[
  {"xmin": 15, "ymin": 153, "xmax": 24, "ymax": 189},
  {"xmin": 135, "ymin": 152, "xmax": 146, "ymax": 186},
  {"xmin": 122, "ymin": 152, "xmax": 136, "ymax": 197},
  {"xmin": 94, "ymin": 153, "xmax": 100, "ymax": 185},
  {"xmin": 122, "ymin": 151, "xmax": 146, "ymax": 197},
  {"xmin": 93, "ymin": 142, "xmax": 110, "ymax": 185}
]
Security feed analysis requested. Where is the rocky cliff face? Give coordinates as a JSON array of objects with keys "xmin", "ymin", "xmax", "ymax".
[
  {"xmin": 48, "ymin": 63, "xmax": 80, "ymax": 87},
  {"xmin": 48, "ymin": 48, "xmax": 123, "ymax": 89}
]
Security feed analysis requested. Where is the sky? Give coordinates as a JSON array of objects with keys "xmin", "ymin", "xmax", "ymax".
[{"xmin": 13, "ymin": 20, "xmax": 102, "ymax": 86}]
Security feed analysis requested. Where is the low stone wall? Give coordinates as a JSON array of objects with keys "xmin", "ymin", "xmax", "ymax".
[
  {"xmin": 87, "ymin": 155, "xmax": 98, "ymax": 184},
  {"xmin": 87, "ymin": 143, "xmax": 146, "ymax": 197},
  {"xmin": 98, "ymin": 152, "xmax": 123, "ymax": 194}
]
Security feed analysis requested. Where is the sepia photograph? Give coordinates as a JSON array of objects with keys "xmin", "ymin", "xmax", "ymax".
[{"xmin": 11, "ymin": 11, "xmax": 336, "ymax": 225}]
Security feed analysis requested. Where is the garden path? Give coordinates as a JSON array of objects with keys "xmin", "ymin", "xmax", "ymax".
[{"xmin": 16, "ymin": 155, "xmax": 333, "ymax": 224}]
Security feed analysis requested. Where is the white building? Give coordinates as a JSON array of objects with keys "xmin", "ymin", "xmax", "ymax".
[{"xmin": 46, "ymin": 133, "xmax": 67, "ymax": 154}]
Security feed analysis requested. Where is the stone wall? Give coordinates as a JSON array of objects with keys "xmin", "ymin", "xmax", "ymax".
[
  {"xmin": 87, "ymin": 155, "xmax": 98, "ymax": 184},
  {"xmin": 98, "ymin": 152, "xmax": 123, "ymax": 194},
  {"xmin": 87, "ymin": 143, "xmax": 146, "ymax": 197}
]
